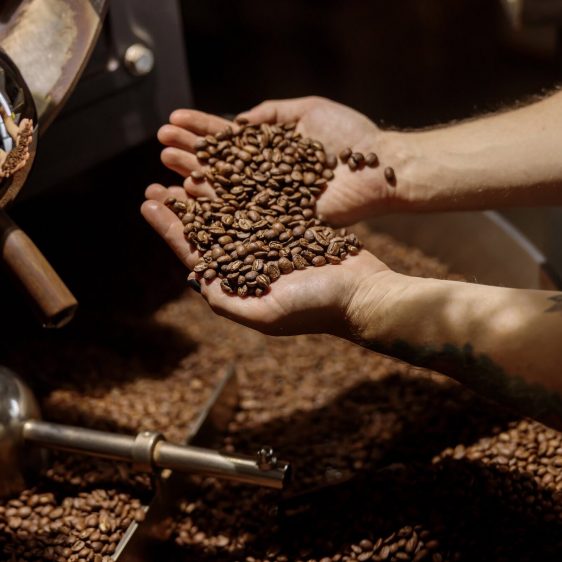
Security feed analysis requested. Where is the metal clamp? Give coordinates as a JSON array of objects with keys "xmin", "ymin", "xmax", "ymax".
[{"xmin": 132, "ymin": 431, "xmax": 164, "ymax": 472}]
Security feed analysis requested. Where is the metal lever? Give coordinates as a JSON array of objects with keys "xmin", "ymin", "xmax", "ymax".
[{"xmin": 22, "ymin": 420, "xmax": 289, "ymax": 490}]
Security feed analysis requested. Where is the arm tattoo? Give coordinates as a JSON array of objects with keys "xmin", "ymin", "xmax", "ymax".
[
  {"xmin": 359, "ymin": 339, "xmax": 562, "ymax": 430},
  {"xmin": 545, "ymin": 294, "xmax": 562, "ymax": 314}
]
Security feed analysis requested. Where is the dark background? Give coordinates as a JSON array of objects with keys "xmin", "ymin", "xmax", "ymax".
[{"xmin": 180, "ymin": 0, "xmax": 560, "ymax": 127}]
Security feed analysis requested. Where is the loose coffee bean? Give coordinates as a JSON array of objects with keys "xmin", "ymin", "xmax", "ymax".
[
  {"xmin": 191, "ymin": 170, "xmax": 205, "ymax": 182},
  {"xmin": 339, "ymin": 147, "xmax": 352, "ymax": 163},
  {"xmin": 351, "ymin": 152, "xmax": 365, "ymax": 165},
  {"xmin": 384, "ymin": 166, "xmax": 396, "ymax": 185},
  {"xmin": 365, "ymin": 152, "xmax": 379, "ymax": 167}
]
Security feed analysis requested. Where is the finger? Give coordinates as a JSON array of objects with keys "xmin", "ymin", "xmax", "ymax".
[
  {"xmin": 158, "ymin": 124, "xmax": 199, "ymax": 152},
  {"xmin": 145, "ymin": 183, "xmax": 188, "ymax": 203},
  {"xmin": 169, "ymin": 109, "xmax": 233, "ymax": 136},
  {"xmin": 161, "ymin": 147, "xmax": 200, "ymax": 177},
  {"xmin": 183, "ymin": 177, "xmax": 216, "ymax": 200},
  {"xmin": 140, "ymin": 200, "xmax": 199, "ymax": 269},
  {"xmin": 236, "ymin": 97, "xmax": 314, "ymax": 124}
]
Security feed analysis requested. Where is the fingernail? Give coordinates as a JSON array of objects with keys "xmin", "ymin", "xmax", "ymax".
[{"xmin": 187, "ymin": 279, "xmax": 201, "ymax": 293}]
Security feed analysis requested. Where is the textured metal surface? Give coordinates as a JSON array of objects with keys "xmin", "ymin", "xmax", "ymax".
[
  {"xmin": 0, "ymin": 366, "xmax": 41, "ymax": 498},
  {"xmin": 0, "ymin": 0, "xmax": 107, "ymax": 129}
]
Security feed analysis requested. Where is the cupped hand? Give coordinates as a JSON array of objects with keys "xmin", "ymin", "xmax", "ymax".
[
  {"xmin": 141, "ymin": 183, "xmax": 390, "ymax": 337},
  {"xmin": 157, "ymin": 97, "xmax": 396, "ymax": 226}
]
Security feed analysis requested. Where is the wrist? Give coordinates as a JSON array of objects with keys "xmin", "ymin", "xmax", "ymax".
[
  {"xmin": 343, "ymin": 265, "xmax": 415, "ymax": 344},
  {"xmin": 375, "ymin": 130, "xmax": 438, "ymax": 214}
]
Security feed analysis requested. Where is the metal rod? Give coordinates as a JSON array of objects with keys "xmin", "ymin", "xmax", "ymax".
[
  {"xmin": 153, "ymin": 441, "xmax": 290, "ymax": 490},
  {"xmin": 22, "ymin": 420, "xmax": 290, "ymax": 489},
  {"xmin": 23, "ymin": 420, "xmax": 135, "ymax": 461}
]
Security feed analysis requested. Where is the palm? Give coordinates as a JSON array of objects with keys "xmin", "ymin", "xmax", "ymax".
[
  {"xmin": 141, "ymin": 185, "xmax": 388, "ymax": 336},
  {"xmin": 197, "ymin": 251, "xmax": 382, "ymax": 336},
  {"xmin": 145, "ymin": 97, "xmax": 391, "ymax": 334},
  {"xmin": 252, "ymin": 97, "xmax": 387, "ymax": 227}
]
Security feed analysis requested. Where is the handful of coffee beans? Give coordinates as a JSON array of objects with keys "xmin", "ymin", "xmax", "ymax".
[{"xmin": 165, "ymin": 121, "xmax": 362, "ymax": 297}]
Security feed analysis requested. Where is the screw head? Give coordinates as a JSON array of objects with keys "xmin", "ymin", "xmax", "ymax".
[
  {"xmin": 256, "ymin": 446, "xmax": 277, "ymax": 471},
  {"xmin": 124, "ymin": 43, "xmax": 155, "ymax": 77}
]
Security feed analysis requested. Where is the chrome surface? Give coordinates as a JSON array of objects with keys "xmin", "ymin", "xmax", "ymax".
[
  {"xmin": 154, "ymin": 441, "xmax": 289, "ymax": 490},
  {"xmin": 0, "ymin": 366, "xmax": 41, "ymax": 497},
  {"xmin": 123, "ymin": 43, "xmax": 155, "ymax": 77}
]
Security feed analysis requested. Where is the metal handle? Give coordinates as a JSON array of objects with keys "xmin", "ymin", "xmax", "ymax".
[
  {"xmin": 153, "ymin": 441, "xmax": 290, "ymax": 489},
  {"xmin": 22, "ymin": 420, "xmax": 289, "ymax": 489}
]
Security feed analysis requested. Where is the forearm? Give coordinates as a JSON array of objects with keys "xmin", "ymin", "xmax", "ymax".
[
  {"xmin": 349, "ymin": 273, "xmax": 562, "ymax": 428},
  {"xmin": 381, "ymin": 90, "xmax": 562, "ymax": 211}
]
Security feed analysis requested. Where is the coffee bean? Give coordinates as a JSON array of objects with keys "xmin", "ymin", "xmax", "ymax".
[
  {"xmin": 266, "ymin": 263, "xmax": 281, "ymax": 281},
  {"xmin": 191, "ymin": 170, "xmax": 205, "ymax": 182},
  {"xmin": 351, "ymin": 152, "xmax": 365, "ymax": 165},
  {"xmin": 384, "ymin": 166, "xmax": 396, "ymax": 185},
  {"xmin": 339, "ymin": 147, "xmax": 352, "ymax": 163},
  {"xmin": 278, "ymin": 257, "xmax": 294, "ymax": 274},
  {"xmin": 196, "ymin": 150, "xmax": 211, "ymax": 161},
  {"xmin": 164, "ymin": 122, "xmax": 363, "ymax": 297},
  {"xmin": 256, "ymin": 274, "xmax": 271, "ymax": 289},
  {"xmin": 365, "ymin": 152, "xmax": 379, "ymax": 167},
  {"xmin": 292, "ymin": 254, "xmax": 307, "ymax": 270},
  {"xmin": 194, "ymin": 138, "xmax": 208, "ymax": 150}
]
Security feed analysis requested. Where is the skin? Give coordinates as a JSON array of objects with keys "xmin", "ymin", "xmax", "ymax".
[{"xmin": 143, "ymin": 95, "xmax": 562, "ymax": 429}]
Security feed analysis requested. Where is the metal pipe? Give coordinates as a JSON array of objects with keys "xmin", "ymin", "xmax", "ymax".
[
  {"xmin": 153, "ymin": 441, "xmax": 290, "ymax": 490},
  {"xmin": 23, "ymin": 420, "xmax": 135, "ymax": 461},
  {"xmin": 22, "ymin": 420, "xmax": 290, "ymax": 489}
]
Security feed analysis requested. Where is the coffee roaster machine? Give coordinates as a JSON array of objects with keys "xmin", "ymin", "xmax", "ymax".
[{"xmin": 0, "ymin": 2, "xmax": 561, "ymax": 561}]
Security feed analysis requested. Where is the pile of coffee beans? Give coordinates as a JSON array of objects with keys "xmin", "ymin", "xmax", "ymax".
[
  {"xmin": 164, "ymin": 121, "xmax": 362, "ymax": 297},
  {"xmin": 0, "ymin": 117, "xmax": 33, "ymax": 178},
  {"xmin": 0, "ymin": 487, "xmax": 144, "ymax": 561},
  {"xmin": 0, "ymin": 224, "xmax": 561, "ymax": 561}
]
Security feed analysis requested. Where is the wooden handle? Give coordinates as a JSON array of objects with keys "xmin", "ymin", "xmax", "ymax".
[{"xmin": 0, "ymin": 210, "xmax": 78, "ymax": 328}]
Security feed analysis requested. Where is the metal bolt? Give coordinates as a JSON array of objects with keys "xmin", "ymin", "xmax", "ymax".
[
  {"xmin": 256, "ymin": 446, "xmax": 277, "ymax": 471},
  {"xmin": 123, "ymin": 43, "xmax": 155, "ymax": 77}
]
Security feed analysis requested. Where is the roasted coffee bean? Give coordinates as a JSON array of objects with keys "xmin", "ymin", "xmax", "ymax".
[
  {"xmin": 292, "ymin": 254, "xmax": 307, "ymax": 270},
  {"xmin": 266, "ymin": 263, "xmax": 281, "ymax": 281},
  {"xmin": 384, "ymin": 166, "xmax": 396, "ymax": 185},
  {"xmin": 203, "ymin": 269, "xmax": 217, "ymax": 281},
  {"xmin": 278, "ymin": 257, "xmax": 294, "ymax": 274},
  {"xmin": 191, "ymin": 170, "xmax": 205, "ymax": 182},
  {"xmin": 365, "ymin": 152, "xmax": 379, "ymax": 167},
  {"xmin": 165, "ymin": 122, "xmax": 363, "ymax": 296},
  {"xmin": 196, "ymin": 150, "xmax": 211, "ymax": 161},
  {"xmin": 339, "ymin": 147, "xmax": 352, "ymax": 163},
  {"xmin": 256, "ymin": 274, "xmax": 271, "ymax": 289},
  {"xmin": 351, "ymin": 152, "xmax": 365, "ymax": 165}
]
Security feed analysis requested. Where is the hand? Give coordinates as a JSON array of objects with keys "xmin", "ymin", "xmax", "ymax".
[
  {"xmin": 141, "ymin": 183, "xmax": 391, "ymax": 337},
  {"xmin": 157, "ymin": 97, "xmax": 398, "ymax": 226}
]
